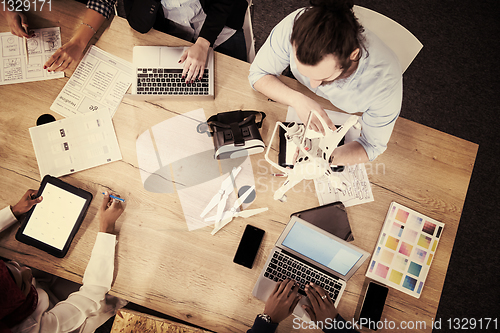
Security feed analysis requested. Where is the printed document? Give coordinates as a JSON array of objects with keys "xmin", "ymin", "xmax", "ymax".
[
  {"xmin": 0, "ymin": 27, "xmax": 64, "ymax": 85},
  {"xmin": 51, "ymin": 45, "xmax": 134, "ymax": 118},
  {"xmin": 29, "ymin": 108, "xmax": 122, "ymax": 178}
]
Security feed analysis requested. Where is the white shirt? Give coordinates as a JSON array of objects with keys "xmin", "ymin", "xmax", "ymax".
[
  {"xmin": 161, "ymin": 0, "xmax": 235, "ymax": 47},
  {"xmin": 0, "ymin": 206, "xmax": 126, "ymax": 333},
  {"xmin": 249, "ymin": 8, "xmax": 403, "ymax": 161}
]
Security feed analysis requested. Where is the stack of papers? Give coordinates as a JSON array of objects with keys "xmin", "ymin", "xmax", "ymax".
[
  {"xmin": 28, "ymin": 45, "xmax": 134, "ymax": 177},
  {"xmin": 50, "ymin": 45, "xmax": 134, "ymax": 118},
  {"xmin": 29, "ymin": 108, "xmax": 122, "ymax": 178},
  {"xmin": 0, "ymin": 27, "xmax": 64, "ymax": 85}
]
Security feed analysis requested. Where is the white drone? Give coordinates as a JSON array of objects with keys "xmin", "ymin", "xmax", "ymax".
[{"xmin": 265, "ymin": 110, "xmax": 361, "ymax": 201}]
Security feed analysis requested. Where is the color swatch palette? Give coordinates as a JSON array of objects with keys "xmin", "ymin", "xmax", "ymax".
[{"xmin": 365, "ymin": 202, "xmax": 444, "ymax": 298}]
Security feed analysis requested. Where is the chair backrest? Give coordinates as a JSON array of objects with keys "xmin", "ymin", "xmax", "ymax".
[
  {"xmin": 243, "ymin": 0, "xmax": 256, "ymax": 62},
  {"xmin": 353, "ymin": 5, "xmax": 423, "ymax": 73}
]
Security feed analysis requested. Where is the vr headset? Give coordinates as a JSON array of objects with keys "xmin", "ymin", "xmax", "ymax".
[{"xmin": 206, "ymin": 110, "xmax": 266, "ymax": 159}]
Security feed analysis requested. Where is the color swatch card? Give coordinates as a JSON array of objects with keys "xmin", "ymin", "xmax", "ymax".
[{"xmin": 365, "ymin": 202, "xmax": 444, "ymax": 298}]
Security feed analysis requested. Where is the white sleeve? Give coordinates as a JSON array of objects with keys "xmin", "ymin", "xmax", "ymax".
[
  {"xmin": 356, "ymin": 78, "xmax": 403, "ymax": 161},
  {"xmin": 248, "ymin": 9, "xmax": 303, "ymax": 88},
  {"xmin": 0, "ymin": 206, "xmax": 18, "ymax": 233},
  {"xmin": 39, "ymin": 232, "xmax": 116, "ymax": 333}
]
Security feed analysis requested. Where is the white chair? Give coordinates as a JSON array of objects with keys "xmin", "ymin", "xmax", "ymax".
[
  {"xmin": 353, "ymin": 5, "xmax": 423, "ymax": 73},
  {"xmin": 243, "ymin": 0, "xmax": 256, "ymax": 62}
]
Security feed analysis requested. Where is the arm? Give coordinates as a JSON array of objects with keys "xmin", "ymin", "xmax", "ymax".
[
  {"xmin": 254, "ymin": 75, "xmax": 334, "ymax": 133},
  {"xmin": 39, "ymin": 192, "xmax": 124, "ymax": 332},
  {"xmin": 249, "ymin": 9, "xmax": 334, "ymax": 132},
  {"xmin": 247, "ymin": 315, "xmax": 278, "ymax": 333},
  {"xmin": 248, "ymin": 279, "xmax": 300, "ymax": 332},
  {"xmin": 199, "ymin": 0, "xmax": 236, "ymax": 46},
  {"xmin": 180, "ymin": 0, "xmax": 239, "ymax": 83},
  {"xmin": 304, "ymin": 283, "xmax": 359, "ymax": 332},
  {"xmin": 1, "ymin": 8, "xmax": 30, "ymax": 37},
  {"xmin": 330, "ymin": 141, "xmax": 369, "ymax": 165},
  {"xmin": 0, "ymin": 206, "xmax": 18, "ymax": 233},
  {"xmin": 44, "ymin": 0, "xmax": 115, "ymax": 72},
  {"xmin": 352, "ymin": 76, "xmax": 402, "ymax": 162},
  {"xmin": 1, "ymin": 190, "xmax": 42, "ymax": 233}
]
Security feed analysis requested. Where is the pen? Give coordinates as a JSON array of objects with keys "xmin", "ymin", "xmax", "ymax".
[
  {"xmin": 22, "ymin": 24, "xmax": 29, "ymax": 65},
  {"xmin": 23, "ymin": 37, "xmax": 29, "ymax": 65},
  {"xmin": 102, "ymin": 192, "xmax": 125, "ymax": 202}
]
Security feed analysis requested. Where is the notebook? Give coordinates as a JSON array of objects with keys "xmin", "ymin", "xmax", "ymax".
[
  {"xmin": 252, "ymin": 216, "xmax": 369, "ymax": 321},
  {"xmin": 130, "ymin": 46, "xmax": 214, "ymax": 100},
  {"xmin": 365, "ymin": 202, "xmax": 444, "ymax": 298}
]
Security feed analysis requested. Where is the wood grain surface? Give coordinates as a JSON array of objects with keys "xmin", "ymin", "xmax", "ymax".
[{"xmin": 0, "ymin": 1, "xmax": 478, "ymax": 332}]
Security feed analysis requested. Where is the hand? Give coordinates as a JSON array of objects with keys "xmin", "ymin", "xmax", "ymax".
[
  {"xmin": 263, "ymin": 278, "xmax": 301, "ymax": 323},
  {"xmin": 291, "ymin": 94, "xmax": 335, "ymax": 134},
  {"xmin": 11, "ymin": 189, "xmax": 43, "ymax": 219},
  {"xmin": 303, "ymin": 283, "xmax": 339, "ymax": 322},
  {"xmin": 99, "ymin": 192, "xmax": 124, "ymax": 234},
  {"xmin": 179, "ymin": 37, "xmax": 210, "ymax": 83},
  {"xmin": 44, "ymin": 39, "xmax": 86, "ymax": 72},
  {"xmin": 2, "ymin": 11, "xmax": 31, "ymax": 38}
]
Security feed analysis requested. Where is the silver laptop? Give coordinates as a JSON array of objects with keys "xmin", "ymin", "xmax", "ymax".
[
  {"xmin": 130, "ymin": 46, "xmax": 214, "ymax": 100},
  {"xmin": 252, "ymin": 216, "xmax": 369, "ymax": 321}
]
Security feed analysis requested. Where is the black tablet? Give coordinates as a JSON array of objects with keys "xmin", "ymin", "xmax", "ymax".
[{"xmin": 16, "ymin": 175, "xmax": 93, "ymax": 258}]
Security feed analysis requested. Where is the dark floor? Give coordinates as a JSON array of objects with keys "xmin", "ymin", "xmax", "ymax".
[{"xmin": 252, "ymin": 0, "xmax": 500, "ymax": 331}]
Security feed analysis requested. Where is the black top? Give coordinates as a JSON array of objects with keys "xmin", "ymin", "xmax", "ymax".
[
  {"xmin": 246, "ymin": 314, "xmax": 360, "ymax": 333},
  {"xmin": 199, "ymin": 0, "xmax": 248, "ymax": 46}
]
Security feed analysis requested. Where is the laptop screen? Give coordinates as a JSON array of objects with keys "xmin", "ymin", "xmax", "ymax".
[{"xmin": 281, "ymin": 219, "xmax": 364, "ymax": 276}]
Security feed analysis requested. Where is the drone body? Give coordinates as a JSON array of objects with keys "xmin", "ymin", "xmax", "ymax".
[{"xmin": 265, "ymin": 111, "xmax": 361, "ymax": 201}]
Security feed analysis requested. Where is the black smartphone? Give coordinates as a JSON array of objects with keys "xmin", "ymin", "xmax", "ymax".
[
  {"xmin": 359, "ymin": 282, "xmax": 389, "ymax": 331},
  {"xmin": 233, "ymin": 225, "xmax": 265, "ymax": 269}
]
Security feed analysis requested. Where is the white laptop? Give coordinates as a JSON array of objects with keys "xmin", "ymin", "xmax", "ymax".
[
  {"xmin": 252, "ymin": 216, "xmax": 369, "ymax": 321},
  {"xmin": 130, "ymin": 46, "xmax": 214, "ymax": 100}
]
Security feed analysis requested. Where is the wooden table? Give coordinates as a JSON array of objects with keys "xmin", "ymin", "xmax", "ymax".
[{"xmin": 0, "ymin": 1, "xmax": 478, "ymax": 332}]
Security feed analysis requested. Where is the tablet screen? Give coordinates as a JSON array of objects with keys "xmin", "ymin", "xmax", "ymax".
[{"xmin": 23, "ymin": 182, "xmax": 87, "ymax": 250}]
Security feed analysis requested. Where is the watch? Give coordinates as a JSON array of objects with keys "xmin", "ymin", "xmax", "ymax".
[{"xmin": 257, "ymin": 313, "xmax": 272, "ymax": 323}]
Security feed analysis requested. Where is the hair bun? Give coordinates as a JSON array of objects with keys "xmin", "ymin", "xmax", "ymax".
[{"xmin": 310, "ymin": 0, "xmax": 354, "ymax": 11}]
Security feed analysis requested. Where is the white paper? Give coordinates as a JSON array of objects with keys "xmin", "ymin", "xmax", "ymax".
[
  {"xmin": 286, "ymin": 107, "xmax": 374, "ymax": 207},
  {"xmin": 136, "ymin": 109, "xmax": 256, "ymax": 231},
  {"xmin": 23, "ymin": 183, "xmax": 86, "ymax": 250},
  {"xmin": 51, "ymin": 45, "xmax": 134, "ymax": 118},
  {"xmin": 314, "ymin": 163, "xmax": 374, "ymax": 207},
  {"xmin": 0, "ymin": 27, "xmax": 64, "ymax": 85},
  {"xmin": 29, "ymin": 108, "xmax": 122, "ymax": 177}
]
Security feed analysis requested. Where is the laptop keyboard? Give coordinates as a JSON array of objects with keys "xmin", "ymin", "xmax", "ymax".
[
  {"xmin": 264, "ymin": 251, "xmax": 344, "ymax": 302},
  {"xmin": 136, "ymin": 68, "xmax": 210, "ymax": 95}
]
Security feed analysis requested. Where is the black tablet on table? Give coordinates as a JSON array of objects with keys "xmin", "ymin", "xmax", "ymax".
[{"xmin": 16, "ymin": 175, "xmax": 93, "ymax": 258}]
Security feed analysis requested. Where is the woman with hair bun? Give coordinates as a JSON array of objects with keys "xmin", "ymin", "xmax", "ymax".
[{"xmin": 249, "ymin": 0, "xmax": 402, "ymax": 165}]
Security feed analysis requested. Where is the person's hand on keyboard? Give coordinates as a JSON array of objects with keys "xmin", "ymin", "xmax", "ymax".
[
  {"xmin": 179, "ymin": 37, "xmax": 210, "ymax": 83},
  {"xmin": 303, "ymin": 282, "xmax": 339, "ymax": 322},
  {"xmin": 263, "ymin": 279, "xmax": 301, "ymax": 323}
]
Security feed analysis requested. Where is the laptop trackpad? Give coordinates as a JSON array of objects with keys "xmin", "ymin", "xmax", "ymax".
[
  {"xmin": 160, "ymin": 47, "xmax": 186, "ymax": 68},
  {"xmin": 293, "ymin": 296, "xmax": 312, "ymax": 322}
]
